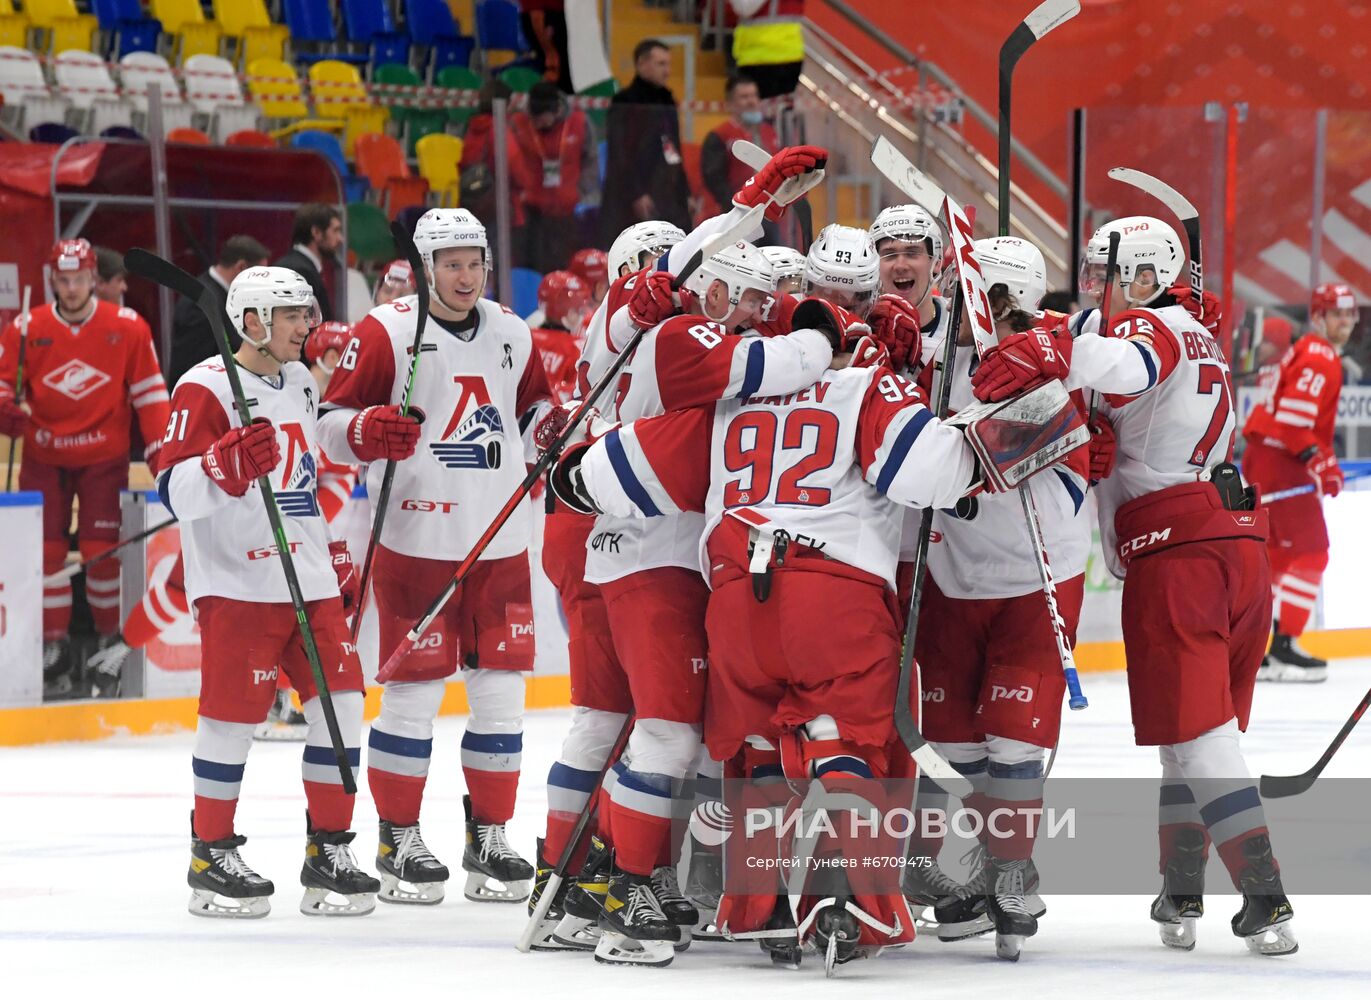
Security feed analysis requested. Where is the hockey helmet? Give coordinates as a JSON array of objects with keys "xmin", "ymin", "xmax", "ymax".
[
  {"xmin": 1083, "ymin": 216, "xmax": 1184, "ymax": 305},
  {"xmin": 974, "ymin": 236, "xmax": 1047, "ymax": 314},
  {"xmin": 685, "ymin": 240, "xmax": 774, "ymax": 322},
  {"xmin": 1311, "ymin": 282, "xmax": 1357, "ymax": 316},
  {"xmin": 569, "ymin": 247, "xmax": 609, "ymax": 286},
  {"xmin": 538, "ymin": 270, "xmax": 593, "ymax": 329},
  {"xmin": 304, "ymin": 321, "xmax": 353, "ymax": 369},
  {"xmin": 802, "ymin": 224, "xmax": 881, "ymax": 318},
  {"xmin": 760, "ymin": 246, "xmax": 806, "ymax": 291},
  {"xmin": 227, "ymin": 266, "xmax": 321, "ymax": 349},
  {"xmin": 48, "ymin": 238, "xmax": 97, "ymax": 273},
  {"xmin": 869, "ymin": 204, "xmax": 944, "ymax": 265},
  {"xmin": 381, "ymin": 259, "xmax": 416, "ymax": 292},
  {"xmin": 413, "ymin": 208, "xmax": 488, "ymax": 277},
  {"xmin": 609, "ymin": 221, "xmax": 686, "ymax": 278}
]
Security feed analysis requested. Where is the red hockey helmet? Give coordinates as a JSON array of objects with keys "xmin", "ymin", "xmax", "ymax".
[
  {"xmin": 569, "ymin": 248, "xmax": 608, "ymax": 286},
  {"xmin": 382, "ymin": 259, "xmax": 415, "ymax": 292},
  {"xmin": 49, "ymin": 238, "xmax": 97, "ymax": 273},
  {"xmin": 539, "ymin": 270, "xmax": 592, "ymax": 328},
  {"xmin": 305, "ymin": 321, "xmax": 353, "ymax": 366},
  {"xmin": 1311, "ymin": 282, "xmax": 1356, "ymax": 316}
]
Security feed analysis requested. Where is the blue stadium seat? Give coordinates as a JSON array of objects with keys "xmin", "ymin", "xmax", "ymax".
[
  {"xmin": 292, "ymin": 129, "xmax": 371, "ymax": 202},
  {"xmin": 284, "ymin": 0, "xmax": 369, "ymax": 65},
  {"xmin": 101, "ymin": 125, "xmax": 146, "ymax": 140},
  {"xmin": 340, "ymin": 0, "xmax": 410, "ymax": 68},
  {"xmin": 433, "ymin": 35, "xmax": 476, "ymax": 74},
  {"xmin": 511, "ymin": 267, "xmax": 542, "ymax": 319},
  {"xmin": 30, "ymin": 122, "xmax": 80, "ymax": 144},
  {"xmin": 475, "ymin": 0, "xmax": 530, "ymax": 53},
  {"xmin": 405, "ymin": 1, "xmax": 475, "ymax": 75},
  {"xmin": 92, "ymin": 0, "xmax": 163, "ymax": 58}
]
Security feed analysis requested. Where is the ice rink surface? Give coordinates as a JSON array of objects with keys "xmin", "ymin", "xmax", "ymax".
[{"xmin": 3, "ymin": 663, "xmax": 1368, "ymax": 998}]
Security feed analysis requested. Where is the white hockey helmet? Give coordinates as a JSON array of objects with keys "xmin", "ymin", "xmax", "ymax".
[
  {"xmin": 413, "ymin": 207, "xmax": 488, "ymax": 277},
  {"xmin": 974, "ymin": 236, "xmax": 1047, "ymax": 314},
  {"xmin": 685, "ymin": 240, "xmax": 774, "ymax": 320},
  {"xmin": 760, "ymin": 246, "xmax": 806, "ymax": 290},
  {"xmin": 226, "ymin": 266, "xmax": 320, "ymax": 349},
  {"xmin": 802, "ymin": 224, "xmax": 881, "ymax": 318},
  {"xmin": 870, "ymin": 204, "xmax": 944, "ymax": 265},
  {"xmin": 609, "ymin": 220, "xmax": 686, "ymax": 278},
  {"xmin": 1084, "ymin": 216, "xmax": 1184, "ymax": 305}
]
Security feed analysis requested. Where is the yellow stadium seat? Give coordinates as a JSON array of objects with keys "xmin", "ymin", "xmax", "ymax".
[
  {"xmin": 151, "ymin": 0, "xmax": 223, "ymax": 61},
  {"xmin": 342, "ymin": 106, "xmax": 389, "ymax": 157},
  {"xmin": 446, "ymin": 0, "xmax": 475, "ymax": 32},
  {"xmin": 416, "ymin": 133, "xmax": 463, "ymax": 207},
  {"xmin": 214, "ymin": 0, "xmax": 288, "ymax": 66},
  {"xmin": 25, "ymin": 0, "xmax": 97, "ymax": 54},
  {"xmin": 308, "ymin": 59, "xmax": 369, "ymax": 120},
  {"xmin": 0, "ymin": 14, "xmax": 28, "ymax": 50},
  {"xmin": 245, "ymin": 56, "xmax": 308, "ymax": 119}
]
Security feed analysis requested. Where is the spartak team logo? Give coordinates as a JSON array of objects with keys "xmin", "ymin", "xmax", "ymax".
[
  {"xmin": 432, "ymin": 375, "xmax": 503, "ymax": 470},
  {"xmin": 42, "ymin": 359, "xmax": 111, "ymax": 401},
  {"xmin": 144, "ymin": 525, "xmax": 199, "ymax": 673}
]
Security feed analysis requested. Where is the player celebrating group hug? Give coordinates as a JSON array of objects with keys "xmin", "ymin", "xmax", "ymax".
[{"xmin": 69, "ymin": 139, "xmax": 1327, "ymax": 971}]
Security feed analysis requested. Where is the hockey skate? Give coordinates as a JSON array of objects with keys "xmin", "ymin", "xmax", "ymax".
[
  {"xmin": 254, "ymin": 689, "xmax": 308, "ymax": 741},
  {"xmin": 1150, "ymin": 826, "xmax": 1207, "ymax": 951},
  {"xmin": 42, "ymin": 638, "xmax": 76, "ymax": 701},
  {"xmin": 187, "ymin": 832, "xmax": 273, "ymax": 919},
  {"xmin": 758, "ymin": 897, "xmax": 803, "ymax": 969},
  {"xmin": 300, "ymin": 828, "xmax": 380, "ymax": 916},
  {"xmin": 651, "ymin": 864, "xmax": 698, "ymax": 951},
  {"xmin": 461, "ymin": 794, "xmax": 534, "ymax": 902},
  {"xmin": 595, "ymin": 870, "xmax": 680, "ymax": 967},
  {"xmin": 902, "ymin": 853, "xmax": 967, "ymax": 928},
  {"xmin": 684, "ymin": 833, "xmax": 726, "ymax": 941},
  {"xmin": 527, "ymin": 838, "xmax": 577, "ymax": 951},
  {"xmin": 549, "ymin": 835, "xmax": 611, "ymax": 951},
  {"xmin": 986, "ymin": 857, "xmax": 1038, "ymax": 961},
  {"xmin": 87, "ymin": 634, "xmax": 130, "ymax": 698},
  {"xmin": 1258, "ymin": 634, "xmax": 1328, "ymax": 683},
  {"xmin": 376, "ymin": 819, "xmax": 448, "ymax": 904},
  {"xmin": 1231, "ymin": 834, "xmax": 1297, "ymax": 956},
  {"xmin": 934, "ymin": 845, "xmax": 1045, "ymax": 941}
]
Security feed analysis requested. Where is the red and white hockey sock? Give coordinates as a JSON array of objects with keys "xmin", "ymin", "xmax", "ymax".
[
  {"xmin": 461, "ymin": 669, "xmax": 525, "ymax": 825},
  {"xmin": 302, "ymin": 692, "xmax": 363, "ymax": 832},
  {"xmin": 1272, "ymin": 551, "xmax": 1328, "ymax": 637},
  {"xmin": 366, "ymin": 679, "xmax": 444, "ymax": 826},
  {"xmin": 1157, "ymin": 781, "xmax": 1211, "ymax": 873},
  {"xmin": 81, "ymin": 539, "xmax": 122, "ymax": 636},
  {"xmin": 983, "ymin": 756, "xmax": 1045, "ymax": 861},
  {"xmin": 42, "ymin": 540, "xmax": 72, "ymax": 641},
  {"xmin": 606, "ymin": 760, "xmax": 675, "ymax": 876},
  {"xmin": 122, "ymin": 556, "xmax": 189, "ymax": 649},
  {"xmin": 544, "ymin": 707, "xmax": 626, "ymax": 864},
  {"xmin": 191, "ymin": 716, "xmax": 255, "ymax": 841}
]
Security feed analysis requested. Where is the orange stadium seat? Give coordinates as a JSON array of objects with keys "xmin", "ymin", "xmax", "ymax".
[{"xmin": 355, "ymin": 132, "xmax": 430, "ymax": 218}]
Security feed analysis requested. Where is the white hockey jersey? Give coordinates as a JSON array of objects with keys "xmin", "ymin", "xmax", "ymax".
[
  {"xmin": 157, "ymin": 359, "xmax": 337, "ymax": 605},
  {"xmin": 317, "ymin": 296, "xmax": 552, "ymax": 562}
]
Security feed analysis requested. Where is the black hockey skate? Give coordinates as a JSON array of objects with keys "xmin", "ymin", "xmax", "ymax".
[
  {"xmin": 300, "ymin": 827, "xmax": 380, "ymax": 916},
  {"xmin": 903, "ymin": 854, "xmax": 968, "ymax": 910},
  {"xmin": 1150, "ymin": 826, "xmax": 1207, "ymax": 950},
  {"xmin": 376, "ymin": 818, "xmax": 448, "ymax": 904},
  {"xmin": 685, "ymin": 832, "xmax": 725, "ymax": 940},
  {"xmin": 87, "ymin": 633, "xmax": 130, "ymax": 698},
  {"xmin": 1259, "ymin": 633, "xmax": 1328, "ymax": 683},
  {"xmin": 550, "ymin": 835, "xmax": 612, "ymax": 951},
  {"xmin": 986, "ymin": 857, "xmax": 1038, "ymax": 961},
  {"xmin": 807, "ymin": 899, "xmax": 862, "ymax": 978},
  {"xmin": 651, "ymin": 864, "xmax": 698, "ymax": 950},
  {"xmin": 461, "ymin": 794, "xmax": 534, "ymax": 902},
  {"xmin": 934, "ymin": 845, "xmax": 1046, "ymax": 941},
  {"xmin": 1231, "ymin": 834, "xmax": 1297, "ymax": 956},
  {"xmin": 596, "ymin": 870, "xmax": 681, "ymax": 967},
  {"xmin": 188, "ymin": 830, "xmax": 274, "ymax": 919},
  {"xmin": 759, "ymin": 896, "xmax": 803, "ymax": 969},
  {"xmin": 42, "ymin": 637, "xmax": 76, "ymax": 701},
  {"xmin": 254, "ymin": 688, "xmax": 308, "ymax": 741},
  {"xmin": 528, "ymin": 838, "xmax": 575, "ymax": 951}
]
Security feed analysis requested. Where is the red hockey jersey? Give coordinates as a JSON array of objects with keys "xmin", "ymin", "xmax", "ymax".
[
  {"xmin": 1243, "ymin": 333, "xmax": 1342, "ymax": 456},
  {"xmin": 531, "ymin": 325, "xmax": 582, "ymax": 403},
  {"xmin": 0, "ymin": 301, "xmax": 170, "ymax": 468}
]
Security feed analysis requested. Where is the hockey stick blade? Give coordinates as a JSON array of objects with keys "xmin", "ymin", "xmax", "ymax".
[
  {"xmin": 1108, "ymin": 166, "xmax": 1204, "ymax": 310},
  {"xmin": 125, "ymin": 248, "xmax": 216, "ymax": 307},
  {"xmin": 732, "ymin": 138, "xmax": 770, "ymax": 172},
  {"xmin": 871, "ymin": 136, "xmax": 945, "ymax": 217},
  {"xmin": 1260, "ymin": 685, "xmax": 1371, "ymax": 798}
]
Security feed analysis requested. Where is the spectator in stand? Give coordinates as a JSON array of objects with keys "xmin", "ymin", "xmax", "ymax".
[
  {"xmin": 509, "ymin": 82, "xmax": 598, "ymax": 274},
  {"xmin": 521, "ymin": 0, "xmax": 572, "ymax": 92},
  {"xmin": 729, "ymin": 0, "xmax": 805, "ymax": 100},
  {"xmin": 276, "ymin": 203, "xmax": 344, "ymax": 323},
  {"xmin": 94, "ymin": 247, "xmax": 128, "ymax": 305},
  {"xmin": 569, "ymin": 247, "xmax": 609, "ymax": 307},
  {"xmin": 701, "ymin": 73, "xmax": 781, "ymax": 242},
  {"xmin": 168, "ymin": 235, "xmax": 270, "ymax": 387},
  {"xmin": 601, "ymin": 39, "xmax": 691, "ymax": 242},
  {"xmin": 372, "ymin": 259, "xmax": 417, "ymax": 307}
]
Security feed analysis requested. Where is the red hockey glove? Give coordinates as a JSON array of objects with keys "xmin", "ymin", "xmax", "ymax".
[
  {"xmin": 847, "ymin": 335, "xmax": 889, "ymax": 370},
  {"xmin": 627, "ymin": 270, "xmax": 679, "ymax": 329},
  {"xmin": 1301, "ymin": 445, "xmax": 1343, "ymax": 497},
  {"xmin": 348, "ymin": 404, "xmax": 423, "ymax": 462},
  {"xmin": 1088, "ymin": 413, "xmax": 1117, "ymax": 484},
  {"xmin": 791, "ymin": 297, "xmax": 870, "ymax": 352},
  {"xmin": 970, "ymin": 329, "xmax": 1074, "ymax": 402},
  {"xmin": 733, "ymin": 145, "xmax": 828, "ymax": 222},
  {"xmin": 0, "ymin": 396, "xmax": 28, "ymax": 437},
  {"xmin": 867, "ymin": 294, "xmax": 922, "ymax": 373},
  {"xmin": 329, "ymin": 540, "xmax": 358, "ymax": 611},
  {"xmin": 1169, "ymin": 283, "xmax": 1222, "ymax": 338},
  {"xmin": 533, "ymin": 401, "xmax": 601, "ymax": 459},
  {"xmin": 202, "ymin": 418, "xmax": 281, "ymax": 497}
]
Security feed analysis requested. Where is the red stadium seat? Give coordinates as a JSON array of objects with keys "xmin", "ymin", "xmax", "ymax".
[
  {"xmin": 224, "ymin": 128, "xmax": 276, "ymax": 148},
  {"xmin": 166, "ymin": 126, "xmax": 212, "ymax": 145}
]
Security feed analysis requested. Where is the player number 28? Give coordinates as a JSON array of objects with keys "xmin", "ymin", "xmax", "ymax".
[{"xmin": 723, "ymin": 408, "xmax": 839, "ymax": 508}]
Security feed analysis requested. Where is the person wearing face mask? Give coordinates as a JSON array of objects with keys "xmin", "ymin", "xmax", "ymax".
[
  {"xmin": 508, "ymin": 81, "xmax": 598, "ymax": 274},
  {"xmin": 700, "ymin": 75, "xmax": 780, "ymax": 237}
]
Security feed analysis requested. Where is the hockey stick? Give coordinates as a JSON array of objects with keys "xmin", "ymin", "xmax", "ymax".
[
  {"xmin": 43, "ymin": 517, "xmax": 178, "ymax": 586},
  {"xmin": 376, "ymin": 205, "xmax": 768, "ymax": 683},
  {"xmin": 1262, "ymin": 471, "xmax": 1370, "ymax": 504},
  {"xmin": 997, "ymin": 0, "xmax": 1082, "ymax": 235},
  {"xmin": 516, "ymin": 712, "xmax": 634, "ymax": 952},
  {"xmin": 1260, "ymin": 684, "xmax": 1371, "ymax": 798},
  {"xmin": 1108, "ymin": 167, "xmax": 1204, "ymax": 317},
  {"xmin": 124, "ymin": 248, "xmax": 358, "ymax": 795},
  {"xmin": 1086, "ymin": 231, "xmax": 1122, "ymax": 424},
  {"xmin": 349, "ymin": 220, "xmax": 430, "ymax": 642},
  {"xmin": 5, "ymin": 285, "xmax": 31, "ymax": 492},
  {"xmin": 872, "ymin": 137, "xmax": 1089, "ymax": 713}
]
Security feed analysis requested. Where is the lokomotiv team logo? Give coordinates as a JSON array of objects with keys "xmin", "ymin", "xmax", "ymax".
[
  {"xmin": 432, "ymin": 374, "xmax": 503, "ymax": 470},
  {"xmin": 42, "ymin": 359, "xmax": 111, "ymax": 401}
]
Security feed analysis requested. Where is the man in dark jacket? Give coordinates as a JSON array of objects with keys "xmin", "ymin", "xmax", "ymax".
[
  {"xmin": 601, "ymin": 39, "xmax": 691, "ymax": 242},
  {"xmin": 168, "ymin": 235, "xmax": 269, "ymax": 387},
  {"xmin": 274, "ymin": 203, "xmax": 344, "ymax": 322}
]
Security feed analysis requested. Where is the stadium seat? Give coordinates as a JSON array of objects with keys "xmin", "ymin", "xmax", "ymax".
[
  {"xmin": 225, "ymin": 128, "xmax": 276, "ymax": 148},
  {"xmin": 405, "ymin": 0, "xmax": 475, "ymax": 75},
  {"xmin": 149, "ymin": 0, "xmax": 221, "ymax": 61},
  {"xmin": 100, "ymin": 124, "xmax": 144, "ymax": 140},
  {"xmin": 29, "ymin": 121, "xmax": 80, "ymax": 144},
  {"xmin": 347, "ymin": 201, "xmax": 396, "ymax": 264},
  {"xmin": 511, "ymin": 267, "xmax": 542, "ymax": 319},
  {"xmin": 292, "ymin": 129, "xmax": 370, "ymax": 202},
  {"xmin": 355, "ymin": 132, "xmax": 430, "ymax": 218},
  {"xmin": 166, "ymin": 126, "xmax": 211, "ymax": 144},
  {"xmin": 0, "ymin": 2, "xmax": 28, "ymax": 50},
  {"xmin": 408, "ymin": 113, "xmax": 449, "ymax": 153},
  {"xmin": 0, "ymin": 45, "xmax": 61, "ymax": 129},
  {"xmin": 119, "ymin": 51, "xmax": 194, "ymax": 131},
  {"xmin": 184, "ymin": 52, "xmax": 263, "ymax": 140},
  {"xmin": 25, "ymin": 1, "xmax": 98, "ymax": 54},
  {"xmin": 91, "ymin": 0, "xmax": 162, "ymax": 58},
  {"xmin": 447, "ymin": 0, "xmax": 476, "ymax": 31},
  {"xmin": 435, "ymin": 65, "xmax": 482, "ymax": 127},
  {"xmin": 374, "ymin": 61, "xmax": 448, "ymax": 152},
  {"xmin": 246, "ymin": 57, "xmax": 310, "ymax": 118},
  {"xmin": 339, "ymin": 0, "xmax": 410, "ymax": 68},
  {"xmin": 215, "ymin": 0, "xmax": 290, "ymax": 66},
  {"xmin": 415, "ymin": 132, "xmax": 463, "ymax": 206},
  {"xmin": 498, "ymin": 66, "xmax": 542, "ymax": 94},
  {"xmin": 307, "ymin": 59, "xmax": 372, "ymax": 120},
  {"xmin": 54, "ymin": 50, "xmax": 121, "ymax": 109},
  {"xmin": 476, "ymin": 0, "xmax": 534, "ymax": 69},
  {"xmin": 284, "ymin": 0, "xmax": 369, "ymax": 66},
  {"xmin": 576, "ymin": 78, "xmax": 615, "ymax": 130}
]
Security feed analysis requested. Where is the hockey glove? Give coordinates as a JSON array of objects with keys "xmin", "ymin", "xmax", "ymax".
[
  {"xmin": 0, "ymin": 395, "xmax": 28, "ymax": 437},
  {"xmin": 867, "ymin": 294, "xmax": 922, "ymax": 373},
  {"xmin": 970, "ymin": 328, "xmax": 1074, "ymax": 402},
  {"xmin": 1088, "ymin": 413, "xmax": 1117, "ymax": 484},
  {"xmin": 791, "ymin": 297, "xmax": 870, "ymax": 352},
  {"xmin": 329, "ymin": 540, "xmax": 359, "ymax": 611},
  {"xmin": 1301, "ymin": 445, "xmax": 1343, "ymax": 497},
  {"xmin": 533, "ymin": 401, "xmax": 605, "ymax": 460},
  {"xmin": 847, "ymin": 335, "xmax": 890, "ymax": 370},
  {"xmin": 1169, "ymin": 283, "xmax": 1222, "ymax": 338},
  {"xmin": 202, "ymin": 418, "xmax": 281, "ymax": 497},
  {"xmin": 548, "ymin": 440, "xmax": 599, "ymax": 515},
  {"xmin": 348, "ymin": 404, "xmax": 424, "ymax": 462},
  {"xmin": 733, "ymin": 145, "xmax": 828, "ymax": 222},
  {"xmin": 627, "ymin": 270, "xmax": 680, "ymax": 329}
]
